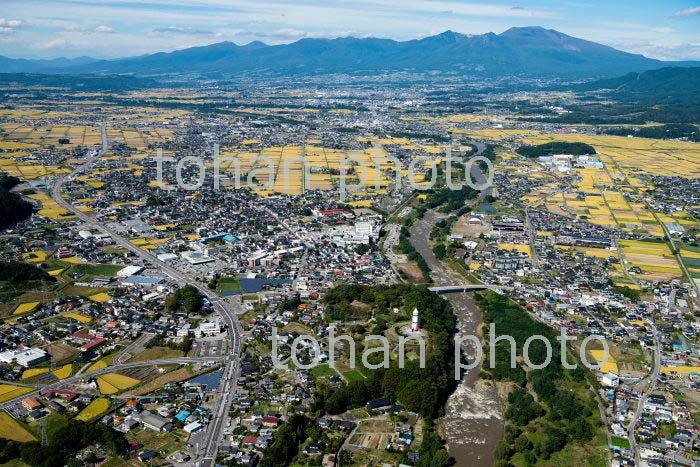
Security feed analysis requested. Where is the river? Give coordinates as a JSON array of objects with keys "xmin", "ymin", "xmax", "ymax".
[{"xmin": 410, "ymin": 209, "xmax": 503, "ymax": 467}]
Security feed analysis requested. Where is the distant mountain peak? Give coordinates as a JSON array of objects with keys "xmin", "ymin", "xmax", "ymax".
[
  {"xmin": 500, "ymin": 26, "xmax": 571, "ymax": 40},
  {"xmin": 3, "ymin": 27, "xmax": 694, "ymax": 79},
  {"xmin": 427, "ymin": 30, "xmax": 468, "ymax": 43},
  {"xmin": 501, "ymin": 26, "xmax": 549, "ymax": 34},
  {"xmin": 243, "ymin": 40, "xmax": 268, "ymax": 50}
]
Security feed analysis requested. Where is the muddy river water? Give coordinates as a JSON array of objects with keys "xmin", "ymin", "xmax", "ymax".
[{"xmin": 409, "ymin": 209, "xmax": 503, "ymax": 467}]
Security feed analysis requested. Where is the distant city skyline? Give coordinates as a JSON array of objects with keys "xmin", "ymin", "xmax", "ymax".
[{"xmin": 0, "ymin": 0, "xmax": 699, "ymax": 60}]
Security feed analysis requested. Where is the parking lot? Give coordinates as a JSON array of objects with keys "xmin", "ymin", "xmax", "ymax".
[{"xmin": 195, "ymin": 338, "xmax": 226, "ymax": 358}]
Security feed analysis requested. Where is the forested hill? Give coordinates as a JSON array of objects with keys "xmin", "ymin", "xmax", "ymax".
[
  {"xmin": 0, "ymin": 73, "xmax": 159, "ymax": 91},
  {"xmin": 475, "ymin": 291, "xmax": 607, "ymax": 465},
  {"xmin": 574, "ymin": 66, "xmax": 700, "ymax": 103},
  {"xmin": 0, "ymin": 172, "xmax": 33, "ymax": 230}
]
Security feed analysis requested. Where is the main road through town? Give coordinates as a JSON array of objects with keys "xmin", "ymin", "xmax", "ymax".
[{"xmin": 46, "ymin": 125, "xmax": 243, "ymax": 465}]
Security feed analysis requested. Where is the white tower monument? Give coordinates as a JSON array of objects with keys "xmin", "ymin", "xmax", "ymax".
[{"xmin": 410, "ymin": 307, "xmax": 420, "ymax": 332}]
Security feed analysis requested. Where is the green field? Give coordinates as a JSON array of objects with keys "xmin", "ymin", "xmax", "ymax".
[
  {"xmin": 217, "ymin": 277, "xmax": 242, "ymax": 293},
  {"xmin": 612, "ymin": 436, "xmax": 631, "ymax": 449},
  {"xmin": 71, "ymin": 264, "xmax": 124, "ymax": 277},
  {"xmin": 343, "ymin": 370, "xmax": 365, "ymax": 382},
  {"xmin": 311, "ymin": 364, "xmax": 337, "ymax": 378}
]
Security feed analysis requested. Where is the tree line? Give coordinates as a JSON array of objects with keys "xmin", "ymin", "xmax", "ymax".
[
  {"xmin": 165, "ymin": 285, "xmax": 204, "ymax": 314},
  {"xmin": 0, "ymin": 172, "xmax": 33, "ymax": 230},
  {"xmin": 12, "ymin": 418, "xmax": 129, "ymax": 467},
  {"xmin": 516, "ymin": 142, "xmax": 596, "ymax": 158},
  {"xmin": 320, "ymin": 284, "xmax": 457, "ymax": 420},
  {"xmin": 476, "ymin": 291, "xmax": 597, "ymax": 466},
  {"xmin": 604, "ymin": 123, "xmax": 700, "ymax": 141}
]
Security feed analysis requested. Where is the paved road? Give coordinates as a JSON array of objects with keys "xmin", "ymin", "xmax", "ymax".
[
  {"xmin": 115, "ymin": 333, "xmax": 154, "ymax": 365},
  {"xmin": 628, "ymin": 322, "xmax": 661, "ymax": 464},
  {"xmin": 46, "ymin": 125, "xmax": 243, "ymax": 466},
  {"xmin": 0, "ymin": 356, "xmax": 224, "ymax": 410}
]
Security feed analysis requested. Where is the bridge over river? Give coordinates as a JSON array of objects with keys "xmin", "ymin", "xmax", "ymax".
[{"xmin": 428, "ymin": 284, "xmax": 507, "ymax": 294}]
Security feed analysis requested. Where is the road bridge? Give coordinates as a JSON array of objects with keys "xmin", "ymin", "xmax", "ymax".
[{"xmin": 428, "ymin": 284, "xmax": 505, "ymax": 294}]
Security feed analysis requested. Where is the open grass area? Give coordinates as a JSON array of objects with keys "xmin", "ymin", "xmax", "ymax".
[
  {"xmin": 46, "ymin": 342, "xmax": 79, "ymax": 366},
  {"xmin": 216, "ymin": 276, "xmax": 242, "ymax": 293},
  {"xmin": 59, "ymin": 285, "xmax": 109, "ymax": 297},
  {"xmin": 70, "ymin": 264, "xmax": 124, "ymax": 277},
  {"xmin": 612, "ymin": 436, "xmax": 631, "ymax": 449},
  {"xmin": 343, "ymin": 369, "xmax": 366, "ymax": 382},
  {"xmin": 125, "ymin": 366, "xmax": 193, "ymax": 396},
  {"xmin": 130, "ymin": 346, "xmax": 184, "ymax": 362},
  {"xmin": 311, "ymin": 364, "xmax": 337, "ymax": 378}
]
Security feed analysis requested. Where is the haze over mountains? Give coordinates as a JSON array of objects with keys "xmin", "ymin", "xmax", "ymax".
[{"xmin": 1, "ymin": 27, "xmax": 698, "ymax": 79}]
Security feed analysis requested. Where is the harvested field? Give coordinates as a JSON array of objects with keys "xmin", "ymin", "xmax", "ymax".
[
  {"xmin": 125, "ymin": 366, "xmax": 194, "ymax": 396},
  {"xmin": 0, "ymin": 411, "xmax": 36, "ymax": 442}
]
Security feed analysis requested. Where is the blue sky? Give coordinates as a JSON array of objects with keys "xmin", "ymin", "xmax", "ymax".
[{"xmin": 1, "ymin": 0, "xmax": 699, "ymax": 60}]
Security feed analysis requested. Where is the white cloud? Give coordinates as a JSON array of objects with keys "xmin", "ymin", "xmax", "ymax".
[
  {"xmin": 151, "ymin": 26, "xmax": 214, "ymax": 35},
  {"xmin": 95, "ymin": 25, "xmax": 114, "ymax": 33},
  {"xmin": 609, "ymin": 40, "xmax": 700, "ymax": 61},
  {"xmin": 674, "ymin": 6, "xmax": 700, "ymax": 17},
  {"xmin": 0, "ymin": 19, "xmax": 22, "ymax": 27},
  {"xmin": 0, "ymin": 18, "xmax": 22, "ymax": 31},
  {"xmin": 36, "ymin": 39, "xmax": 67, "ymax": 50},
  {"xmin": 653, "ymin": 27, "xmax": 675, "ymax": 34}
]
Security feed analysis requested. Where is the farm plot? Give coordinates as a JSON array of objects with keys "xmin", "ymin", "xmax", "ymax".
[
  {"xmin": 522, "ymin": 134, "xmax": 700, "ymax": 178},
  {"xmin": 619, "ymin": 239, "xmax": 684, "ymax": 280},
  {"xmin": 119, "ymin": 367, "xmax": 158, "ymax": 380},
  {"xmin": 216, "ymin": 139, "xmax": 431, "ymax": 197},
  {"xmin": 76, "ymin": 398, "xmax": 111, "ymax": 422},
  {"xmin": 97, "ymin": 373, "xmax": 140, "ymax": 395},
  {"xmin": 0, "ymin": 384, "xmax": 34, "ymax": 403},
  {"xmin": 22, "ymin": 368, "xmax": 49, "ymax": 379},
  {"xmin": 53, "ymin": 364, "xmax": 73, "ymax": 380},
  {"xmin": 32, "ymin": 372, "xmax": 59, "ymax": 385},
  {"xmin": 63, "ymin": 312, "xmax": 92, "ymax": 323},
  {"xmin": 0, "ymin": 411, "xmax": 36, "ymax": 442}
]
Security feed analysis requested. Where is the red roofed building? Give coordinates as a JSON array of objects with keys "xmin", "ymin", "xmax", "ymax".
[
  {"xmin": 80, "ymin": 337, "xmax": 105, "ymax": 351},
  {"xmin": 43, "ymin": 390, "xmax": 79, "ymax": 401},
  {"xmin": 69, "ymin": 333, "xmax": 106, "ymax": 351},
  {"xmin": 262, "ymin": 416, "xmax": 281, "ymax": 427},
  {"xmin": 243, "ymin": 436, "xmax": 258, "ymax": 445},
  {"xmin": 23, "ymin": 397, "xmax": 42, "ymax": 411}
]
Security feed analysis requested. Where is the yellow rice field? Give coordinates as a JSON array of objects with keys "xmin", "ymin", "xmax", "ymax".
[
  {"xmin": 0, "ymin": 411, "xmax": 36, "ymax": 442},
  {"xmin": 53, "ymin": 364, "xmax": 72, "ymax": 380},
  {"xmin": 13, "ymin": 302, "xmax": 41, "ymax": 315},
  {"xmin": 0, "ymin": 384, "xmax": 34, "ymax": 403},
  {"xmin": 22, "ymin": 368, "xmax": 49, "ymax": 379},
  {"xmin": 76, "ymin": 398, "xmax": 111, "ymax": 421},
  {"xmin": 97, "ymin": 373, "xmax": 140, "ymax": 395},
  {"xmin": 64, "ymin": 312, "xmax": 92, "ymax": 323}
]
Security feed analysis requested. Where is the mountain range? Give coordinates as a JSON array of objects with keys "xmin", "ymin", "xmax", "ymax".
[
  {"xmin": 1, "ymin": 27, "xmax": 698, "ymax": 79},
  {"xmin": 574, "ymin": 66, "xmax": 700, "ymax": 102}
]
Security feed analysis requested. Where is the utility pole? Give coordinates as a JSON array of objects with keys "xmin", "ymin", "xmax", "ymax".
[{"xmin": 40, "ymin": 417, "xmax": 48, "ymax": 447}]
